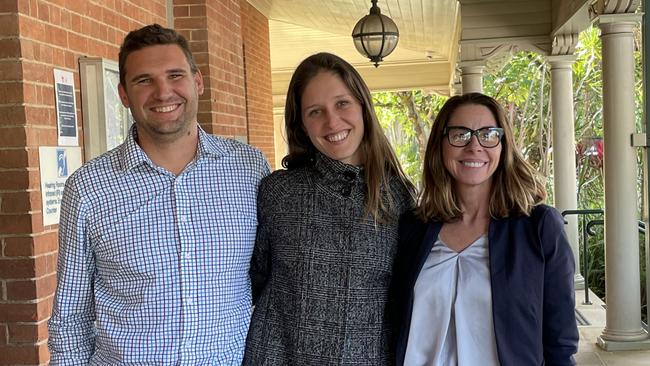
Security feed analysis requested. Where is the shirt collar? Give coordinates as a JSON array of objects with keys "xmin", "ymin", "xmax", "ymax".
[{"xmin": 118, "ymin": 123, "xmax": 229, "ymax": 171}]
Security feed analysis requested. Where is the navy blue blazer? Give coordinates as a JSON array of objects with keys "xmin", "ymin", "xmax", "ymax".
[{"xmin": 391, "ymin": 205, "xmax": 578, "ymax": 366}]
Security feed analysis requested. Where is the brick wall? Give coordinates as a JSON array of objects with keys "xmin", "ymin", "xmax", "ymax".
[
  {"xmin": 174, "ymin": 0, "xmax": 248, "ymax": 138},
  {"xmin": 0, "ymin": 1, "xmax": 166, "ymax": 364},
  {"xmin": 0, "ymin": 0, "xmax": 274, "ymax": 363},
  {"xmin": 241, "ymin": 1, "xmax": 275, "ymax": 168}
]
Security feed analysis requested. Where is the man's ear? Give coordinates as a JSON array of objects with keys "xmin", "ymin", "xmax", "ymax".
[
  {"xmin": 194, "ymin": 69, "xmax": 204, "ymax": 95},
  {"xmin": 118, "ymin": 83, "xmax": 130, "ymax": 108}
]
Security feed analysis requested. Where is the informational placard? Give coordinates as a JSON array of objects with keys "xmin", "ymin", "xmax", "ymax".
[
  {"xmin": 54, "ymin": 69, "xmax": 79, "ymax": 146},
  {"xmin": 39, "ymin": 146, "xmax": 83, "ymax": 226}
]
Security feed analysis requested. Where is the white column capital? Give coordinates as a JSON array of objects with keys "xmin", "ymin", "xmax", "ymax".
[
  {"xmin": 598, "ymin": 16, "xmax": 642, "ymax": 35},
  {"xmin": 459, "ymin": 60, "xmax": 486, "ymax": 69},
  {"xmin": 460, "ymin": 65, "xmax": 485, "ymax": 75},
  {"xmin": 547, "ymin": 54, "xmax": 577, "ymax": 69}
]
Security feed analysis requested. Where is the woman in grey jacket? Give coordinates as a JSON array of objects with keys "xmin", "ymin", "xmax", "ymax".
[{"xmin": 243, "ymin": 52, "xmax": 415, "ymax": 366}]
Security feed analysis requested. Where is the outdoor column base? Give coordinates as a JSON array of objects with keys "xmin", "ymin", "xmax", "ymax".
[
  {"xmin": 574, "ymin": 273, "xmax": 585, "ymax": 290},
  {"xmin": 597, "ymin": 329, "xmax": 650, "ymax": 351}
]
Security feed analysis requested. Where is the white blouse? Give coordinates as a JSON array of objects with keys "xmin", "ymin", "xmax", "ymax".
[{"xmin": 403, "ymin": 235, "xmax": 500, "ymax": 366}]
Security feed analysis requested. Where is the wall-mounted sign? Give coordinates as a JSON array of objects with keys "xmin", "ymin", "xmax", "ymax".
[
  {"xmin": 39, "ymin": 146, "xmax": 82, "ymax": 226},
  {"xmin": 54, "ymin": 69, "xmax": 79, "ymax": 146}
]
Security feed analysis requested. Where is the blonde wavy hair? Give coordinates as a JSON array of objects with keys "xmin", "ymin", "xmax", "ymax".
[{"xmin": 417, "ymin": 93, "xmax": 546, "ymax": 222}]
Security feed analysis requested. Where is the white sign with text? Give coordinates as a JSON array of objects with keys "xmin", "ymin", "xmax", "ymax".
[{"xmin": 39, "ymin": 146, "xmax": 82, "ymax": 226}]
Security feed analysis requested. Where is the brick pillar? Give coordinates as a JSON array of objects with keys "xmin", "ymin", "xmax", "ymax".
[
  {"xmin": 0, "ymin": 1, "xmax": 167, "ymax": 364},
  {"xmin": 173, "ymin": 0, "xmax": 275, "ymax": 167},
  {"xmin": 240, "ymin": 0, "xmax": 275, "ymax": 168},
  {"xmin": 173, "ymin": 0, "xmax": 248, "ymax": 139},
  {"xmin": 0, "ymin": 1, "xmax": 55, "ymax": 364}
]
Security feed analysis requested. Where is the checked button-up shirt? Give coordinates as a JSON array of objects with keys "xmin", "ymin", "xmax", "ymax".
[{"xmin": 48, "ymin": 125, "xmax": 270, "ymax": 365}]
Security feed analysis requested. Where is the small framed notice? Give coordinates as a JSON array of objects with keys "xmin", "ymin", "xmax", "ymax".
[
  {"xmin": 79, "ymin": 57, "xmax": 133, "ymax": 160},
  {"xmin": 54, "ymin": 69, "xmax": 79, "ymax": 146},
  {"xmin": 39, "ymin": 146, "xmax": 82, "ymax": 226}
]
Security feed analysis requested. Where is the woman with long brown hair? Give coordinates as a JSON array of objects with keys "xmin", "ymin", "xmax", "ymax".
[
  {"xmin": 243, "ymin": 52, "xmax": 415, "ymax": 365},
  {"xmin": 393, "ymin": 93, "xmax": 578, "ymax": 365}
]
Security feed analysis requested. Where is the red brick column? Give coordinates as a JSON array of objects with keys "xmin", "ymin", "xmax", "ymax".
[
  {"xmin": 0, "ymin": 1, "xmax": 55, "ymax": 362},
  {"xmin": 174, "ymin": 0, "xmax": 275, "ymax": 167},
  {"xmin": 241, "ymin": 1, "xmax": 275, "ymax": 167},
  {"xmin": 174, "ymin": 0, "xmax": 248, "ymax": 139},
  {"xmin": 0, "ymin": 1, "xmax": 165, "ymax": 364}
]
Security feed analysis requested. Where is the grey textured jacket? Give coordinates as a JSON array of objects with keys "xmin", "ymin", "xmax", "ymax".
[{"xmin": 243, "ymin": 153, "xmax": 414, "ymax": 366}]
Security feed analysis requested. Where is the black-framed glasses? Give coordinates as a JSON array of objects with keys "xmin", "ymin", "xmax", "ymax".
[{"xmin": 443, "ymin": 126, "xmax": 504, "ymax": 148}]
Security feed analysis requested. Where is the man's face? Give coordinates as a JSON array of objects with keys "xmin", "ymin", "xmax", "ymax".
[{"xmin": 118, "ymin": 44, "xmax": 204, "ymax": 144}]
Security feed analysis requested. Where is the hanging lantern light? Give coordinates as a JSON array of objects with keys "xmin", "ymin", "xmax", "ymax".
[{"xmin": 351, "ymin": 0, "xmax": 399, "ymax": 67}]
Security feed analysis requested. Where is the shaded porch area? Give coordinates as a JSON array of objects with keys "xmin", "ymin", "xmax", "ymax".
[{"xmin": 253, "ymin": 0, "xmax": 650, "ymax": 356}]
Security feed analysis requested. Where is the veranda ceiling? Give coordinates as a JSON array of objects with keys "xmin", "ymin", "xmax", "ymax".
[{"xmin": 247, "ymin": 0, "xmax": 592, "ymax": 101}]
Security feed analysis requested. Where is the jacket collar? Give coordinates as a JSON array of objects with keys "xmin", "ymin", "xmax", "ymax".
[{"xmin": 312, "ymin": 152, "xmax": 364, "ymax": 184}]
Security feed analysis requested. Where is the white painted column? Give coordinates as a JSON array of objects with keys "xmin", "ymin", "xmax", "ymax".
[
  {"xmin": 597, "ymin": 15, "xmax": 649, "ymax": 350},
  {"xmin": 272, "ymin": 106, "xmax": 287, "ymax": 170},
  {"xmin": 548, "ymin": 55, "xmax": 583, "ymax": 288},
  {"xmin": 460, "ymin": 64, "xmax": 484, "ymax": 94}
]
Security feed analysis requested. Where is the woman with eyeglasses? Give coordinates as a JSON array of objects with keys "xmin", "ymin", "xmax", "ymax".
[{"xmin": 391, "ymin": 93, "xmax": 578, "ymax": 366}]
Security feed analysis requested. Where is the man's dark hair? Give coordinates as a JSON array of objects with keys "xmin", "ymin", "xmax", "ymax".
[{"xmin": 118, "ymin": 23, "xmax": 198, "ymax": 85}]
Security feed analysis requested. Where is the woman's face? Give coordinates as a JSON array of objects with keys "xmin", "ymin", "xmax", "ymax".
[
  {"xmin": 300, "ymin": 71, "xmax": 365, "ymax": 165},
  {"xmin": 442, "ymin": 104, "xmax": 502, "ymax": 193}
]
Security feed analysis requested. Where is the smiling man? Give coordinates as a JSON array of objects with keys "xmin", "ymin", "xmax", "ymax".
[{"xmin": 48, "ymin": 24, "xmax": 270, "ymax": 365}]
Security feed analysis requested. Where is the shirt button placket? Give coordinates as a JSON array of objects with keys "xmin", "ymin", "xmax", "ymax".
[{"xmin": 174, "ymin": 175, "xmax": 196, "ymax": 362}]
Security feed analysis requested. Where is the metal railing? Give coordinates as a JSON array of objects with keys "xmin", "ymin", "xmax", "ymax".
[
  {"xmin": 584, "ymin": 219, "xmax": 603, "ymax": 305},
  {"xmin": 561, "ymin": 209, "xmax": 603, "ymax": 305},
  {"xmin": 562, "ymin": 209, "xmax": 648, "ymax": 329}
]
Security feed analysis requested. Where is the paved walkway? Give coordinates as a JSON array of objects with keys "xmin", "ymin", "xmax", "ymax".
[{"xmin": 574, "ymin": 290, "xmax": 650, "ymax": 365}]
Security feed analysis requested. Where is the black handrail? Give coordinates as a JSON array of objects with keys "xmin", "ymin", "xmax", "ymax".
[
  {"xmin": 584, "ymin": 219, "xmax": 604, "ymax": 305},
  {"xmin": 586, "ymin": 220, "xmax": 603, "ymax": 235},
  {"xmin": 561, "ymin": 209, "xmax": 604, "ymax": 305},
  {"xmin": 560, "ymin": 209, "xmax": 646, "ymax": 309},
  {"xmin": 580, "ymin": 218, "xmax": 646, "ymax": 306},
  {"xmin": 587, "ymin": 220, "xmax": 645, "ymax": 235},
  {"xmin": 561, "ymin": 209, "xmax": 604, "ymax": 224}
]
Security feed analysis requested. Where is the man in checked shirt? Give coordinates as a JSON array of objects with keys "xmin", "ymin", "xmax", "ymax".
[{"xmin": 48, "ymin": 24, "xmax": 270, "ymax": 365}]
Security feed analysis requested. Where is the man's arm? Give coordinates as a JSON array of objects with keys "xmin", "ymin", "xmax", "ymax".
[{"xmin": 48, "ymin": 177, "xmax": 97, "ymax": 365}]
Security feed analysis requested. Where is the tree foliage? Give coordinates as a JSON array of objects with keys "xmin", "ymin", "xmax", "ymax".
[{"xmin": 373, "ymin": 90, "xmax": 446, "ymax": 187}]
